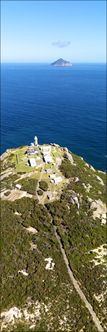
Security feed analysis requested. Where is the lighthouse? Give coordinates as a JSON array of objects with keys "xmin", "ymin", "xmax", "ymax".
[{"xmin": 34, "ymin": 136, "xmax": 38, "ymax": 146}]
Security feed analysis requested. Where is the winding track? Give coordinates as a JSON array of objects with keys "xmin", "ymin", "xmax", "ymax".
[{"xmin": 54, "ymin": 226, "xmax": 104, "ymax": 332}]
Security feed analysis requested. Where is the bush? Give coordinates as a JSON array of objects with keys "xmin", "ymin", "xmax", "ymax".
[
  {"xmin": 4, "ymin": 190, "xmax": 11, "ymax": 196},
  {"xmin": 19, "ymin": 178, "xmax": 37, "ymax": 195},
  {"xmin": 60, "ymin": 159, "xmax": 75, "ymax": 178},
  {"xmin": 14, "ymin": 197, "xmax": 38, "ymax": 214},
  {"xmin": 39, "ymin": 181, "xmax": 48, "ymax": 191},
  {"xmin": 17, "ymin": 171, "xmax": 27, "ymax": 174},
  {"xmin": 37, "ymin": 189, "xmax": 43, "ymax": 196}
]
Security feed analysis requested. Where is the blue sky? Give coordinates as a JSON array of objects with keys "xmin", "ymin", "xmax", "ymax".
[{"xmin": 1, "ymin": 0, "xmax": 106, "ymax": 63}]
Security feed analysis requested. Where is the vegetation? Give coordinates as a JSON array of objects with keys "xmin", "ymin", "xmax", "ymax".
[
  {"xmin": 19, "ymin": 178, "xmax": 38, "ymax": 195},
  {"xmin": 1, "ymin": 144, "xmax": 106, "ymax": 331},
  {"xmin": 39, "ymin": 180, "xmax": 48, "ymax": 191},
  {"xmin": 37, "ymin": 189, "xmax": 43, "ymax": 196},
  {"xmin": 60, "ymin": 154, "xmax": 106, "ymax": 203},
  {"xmin": 4, "ymin": 190, "xmax": 11, "ymax": 196},
  {"xmin": 46, "ymin": 161, "xmax": 106, "ymax": 328},
  {"xmin": 1, "ymin": 174, "xmax": 19, "ymax": 191},
  {"xmin": 1, "ymin": 197, "xmax": 99, "ymax": 332},
  {"xmin": 60, "ymin": 158, "xmax": 75, "ymax": 178}
]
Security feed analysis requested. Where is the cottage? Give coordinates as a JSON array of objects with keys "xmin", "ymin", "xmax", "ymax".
[
  {"xmin": 41, "ymin": 146, "xmax": 51, "ymax": 153},
  {"xmin": 16, "ymin": 184, "xmax": 22, "ymax": 190},
  {"xmin": 43, "ymin": 155, "xmax": 53, "ymax": 164},
  {"xmin": 28, "ymin": 158, "xmax": 36, "ymax": 167},
  {"xmin": 50, "ymin": 174, "xmax": 62, "ymax": 184},
  {"xmin": 27, "ymin": 149, "xmax": 36, "ymax": 155},
  {"xmin": 55, "ymin": 176, "xmax": 62, "ymax": 184}
]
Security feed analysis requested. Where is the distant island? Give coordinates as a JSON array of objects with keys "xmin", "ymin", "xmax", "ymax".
[{"xmin": 51, "ymin": 58, "xmax": 72, "ymax": 67}]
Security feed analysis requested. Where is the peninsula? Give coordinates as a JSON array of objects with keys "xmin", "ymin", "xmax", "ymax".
[
  {"xmin": 0, "ymin": 137, "xmax": 106, "ymax": 332},
  {"xmin": 51, "ymin": 58, "xmax": 72, "ymax": 67}
]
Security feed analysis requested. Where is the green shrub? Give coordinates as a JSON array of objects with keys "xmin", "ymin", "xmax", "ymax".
[
  {"xmin": 60, "ymin": 159, "xmax": 76, "ymax": 178},
  {"xmin": 4, "ymin": 190, "xmax": 11, "ymax": 196},
  {"xmin": 14, "ymin": 197, "xmax": 38, "ymax": 214},
  {"xmin": 17, "ymin": 171, "xmax": 27, "ymax": 174},
  {"xmin": 37, "ymin": 189, "xmax": 43, "ymax": 196},
  {"xmin": 19, "ymin": 178, "xmax": 37, "ymax": 195},
  {"xmin": 39, "ymin": 180, "xmax": 48, "ymax": 191}
]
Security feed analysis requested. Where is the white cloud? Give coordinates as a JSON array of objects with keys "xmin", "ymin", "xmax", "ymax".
[{"xmin": 52, "ymin": 40, "xmax": 71, "ymax": 48}]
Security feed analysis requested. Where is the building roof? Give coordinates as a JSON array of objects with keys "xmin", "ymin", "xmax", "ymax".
[
  {"xmin": 50, "ymin": 174, "xmax": 56, "ymax": 180},
  {"xmin": 16, "ymin": 184, "xmax": 22, "ymax": 190},
  {"xmin": 55, "ymin": 176, "xmax": 62, "ymax": 183},
  {"xmin": 27, "ymin": 148, "xmax": 38, "ymax": 155},
  {"xmin": 50, "ymin": 174, "xmax": 62, "ymax": 184},
  {"xmin": 28, "ymin": 158, "xmax": 36, "ymax": 167},
  {"xmin": 44, "ymin": 155, "xmax": 53, "ymax": 163},
  {"xmin": 27, "ymin": 149, "xmax": 36, "ymax": 155},
  {"xmin": 41, "ymin": 146, "xmax": 51, "ymax": 153}
]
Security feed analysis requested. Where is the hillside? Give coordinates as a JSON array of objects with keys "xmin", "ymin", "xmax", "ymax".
[
  {"xmin": 0, "ymin": 142, "xmax": 106, "ymax": 332},
  {"xmin": 51, "ymin": 58, "xmax": 72, "ymax": 67}
]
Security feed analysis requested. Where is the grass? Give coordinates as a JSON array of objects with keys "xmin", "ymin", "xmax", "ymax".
[
  {"xmin": 1, "ymin": 174, "xmax": 20, "ymax": 190},
  {"xmin": 39, "ymin": 180, "xmax": 48, "ymax": 191},
  {"xmin": 16, "ymin": 163, "xmax": 32, "ymax": 173},
  {"xmin": 19, "ymin": 178, "xmax": 38, "ymax": 195},
  {"xmin": 6, "ymin": 147, "xmax": 33, "ymax": 174}
]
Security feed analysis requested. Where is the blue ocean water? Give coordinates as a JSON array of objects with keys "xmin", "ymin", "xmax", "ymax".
[{"xmin": 1, "ymin": 63, "xmax": 106, "ymax": 171}]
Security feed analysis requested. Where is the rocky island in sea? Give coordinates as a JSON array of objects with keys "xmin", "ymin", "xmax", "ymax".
[
  {"xmin": 51, "ymin": 58, "xmax": 72, "ymax": 67},
  {"xmin": 0, "ymin": 136, "xmax": 106, "ymax": 332}
]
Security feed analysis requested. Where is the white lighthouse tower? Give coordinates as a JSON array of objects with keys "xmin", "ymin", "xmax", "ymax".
[{"xmin": 34, "ymin": 136, "xmax": 38, "ymax": 146}]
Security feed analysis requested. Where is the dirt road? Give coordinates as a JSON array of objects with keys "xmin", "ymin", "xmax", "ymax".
[
  {"xmin": 54, "ymin": 226, "xmax": 104, "ymax": 332},
  {"xmin": 36, "ymin": 166, "xmax": 45, "ymax": 203}
]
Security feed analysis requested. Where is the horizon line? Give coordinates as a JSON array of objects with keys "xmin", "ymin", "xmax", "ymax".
[{"xmin": 1, "ymin": 61, "xmax": 106, "ymax": 64}]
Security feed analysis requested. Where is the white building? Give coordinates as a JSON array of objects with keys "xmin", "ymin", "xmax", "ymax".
[
  {"xmin": 41, "ymin": 145, "xmax": 51, "ymax": 153},
  {"xmin": 28, "ymin": 158, "xmax": 36, "ymax": 167},
  {"xmin": 43, "ymin": 155, "xmax": 53, "ymax": 164},
  {"xmin": 50, "ymin": 174, "xmax": 62, "ymax": 184},
  {"xmin": 27, "ymin": 148, "xmax": 37, "ymax": 155},
  {"xmin": 34, "ymin": 136, "xmax": 38, "ymax": 146},
  {"xmin": 16, "ymin": 184, "xmax": 22, "ymax": 190},
  {"xmin": 55, "ymin": 176, "xmax": 62, "ymax": 184}
]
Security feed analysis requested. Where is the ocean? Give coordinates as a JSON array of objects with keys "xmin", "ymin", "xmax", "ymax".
[{"xmin": 1, "ymin": 63, "xmax": 106, "ymax": 171}]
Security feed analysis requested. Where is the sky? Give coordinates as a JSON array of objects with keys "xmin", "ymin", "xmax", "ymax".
[{"xmin": 1, "ymin": 0, "xmax": 106, "ymax": 63}]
